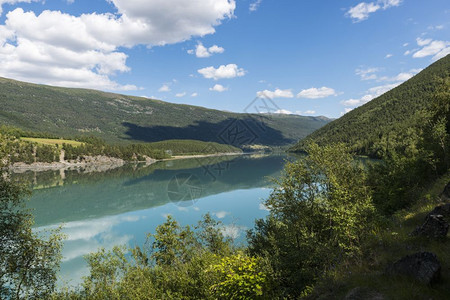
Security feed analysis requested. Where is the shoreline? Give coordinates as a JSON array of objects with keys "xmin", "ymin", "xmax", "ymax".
[{"xmin": 7, "ymin": 152, "xmax": 246, "ymax": 173}]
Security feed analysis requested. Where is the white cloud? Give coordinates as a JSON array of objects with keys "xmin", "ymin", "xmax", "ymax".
[
  {"xmin": 209, "ymin": 84, "xmax": 228, "ymax": 92},
  {"xmin": 355, "ymin": 67, "xmax": 380, "ymax": 80},
  {"xmin": 412, "ymin": 38, "xmax": 450, "ymax": 61},
  {"xmin": 188, "ymin": 42, "xmax": 224, "ymax": 58},
  {"xmin": 257, "ymin": 88, "xmax": 293, "ymax": 99},
  {"xmin": 341, "ymin": 99, "xmax": 363, "ymax": 106},
  {"xmin": 0, "ymin": 0, "xmax": 236, "ymax": 90},
  {"xmin": 347, "ymin": 2, "xmax": 380, "ymax": 22},
  {"xmin": 347, "ymin": 0, "xmax": 402, "ymax": 22},
  {"xmin": 191, "ymin": 92, "xmax": 198, "ymax": 97},
  {"xmin": 175, "ymin": 92, "xmax": 186, "ymax": 97},
  {"xmin": 249, "ymin": 0, "xmax": 262, "ymax": 12},
  {"xmin": 208, "ymin": 45, "xmax": 225, "ymax": 54},
  {"xmin": 275, "ymin": 109, "xmax": 293, "ymax": 114},
  {"xmin": 341, "ymin": 82, "xmax": 400, "ymax": 107},
  {"xmin": 378, "ymin": 69, "xmax": 421, "ymax": 82},
  {"xmin": 403, "ymin": 43, "xmax": 409, "ymax": 47},
  {"xmin": 385, "ymin": 53, "xmax": 393, "ymax": 58},
  {"xmin": 297, "ymin": 87, "xmax": 337, "ymax": 99},
  {"xmin": 158, "ymin": 84, "xmax": 171, "ymax": 92},
  {"xmin": 304, "ymin": 110, "xmax": 316, "ymax": 115},
  {"xmin": 416, "ymin": 37, "xmax": 432, "ymax": 46},
  {"xmin": 341, "ymin": 108, "xmax": 354, "ymax": 115},
  {"xmin": 0, "ymin": 0, "xmax": 40, "ymax": 16},
  {"xmin": 198, "ymin": 64, "xmax": 246, "ymax": 80}
]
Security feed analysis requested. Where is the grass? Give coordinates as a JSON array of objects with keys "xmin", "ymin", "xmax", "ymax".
[
  {"xmin": 20, "ymin": 137, "xmax": 84, "ymax": 147},
  {"xmin": 310, "ymin": 173, "xmax": 450, "ymax": 299}
]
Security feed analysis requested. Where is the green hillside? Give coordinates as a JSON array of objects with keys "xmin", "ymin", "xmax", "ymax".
[
  {"xmin": 0, "ymin": 77, "xmax": 330, "ymax": 147},
  {"xmin": 290, "ymin": 54, "xmax": 450, "ymax": 156}
]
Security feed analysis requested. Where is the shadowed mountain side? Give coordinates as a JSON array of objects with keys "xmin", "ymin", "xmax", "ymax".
[
  {"xmin": 122, "ymin": 117, "xmax": 294, "ymax": 146},
  {"xmin": 0, "ymin": 76, "xmax": 331, "ymax": 145},
  {"xmin": 23, "ymin": 155, "xmax": 289, "ymax": 227}
]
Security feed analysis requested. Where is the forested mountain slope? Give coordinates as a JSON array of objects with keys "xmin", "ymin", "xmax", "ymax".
[
  {"xmin": 0, "ymin": 77, "xmax": 330, "ymax": 147},
  {"xmin": 291, "ymin": 54, "xmax": 450, "ymax": 156}
]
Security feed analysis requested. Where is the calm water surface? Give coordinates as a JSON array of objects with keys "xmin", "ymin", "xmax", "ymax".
[{"xmin": 13, "ymin": 154, "xmax": 290, "ymax": 286}]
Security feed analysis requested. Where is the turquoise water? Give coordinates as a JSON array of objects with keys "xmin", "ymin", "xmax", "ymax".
[{"xmin": 15, "ymin": 154, "xmax": 289, "ymax": 286}]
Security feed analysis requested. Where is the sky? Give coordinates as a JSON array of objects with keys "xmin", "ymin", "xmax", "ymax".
[{"xmin": 0, "ymin": 0, "xmax": 448, "ymax": 118}]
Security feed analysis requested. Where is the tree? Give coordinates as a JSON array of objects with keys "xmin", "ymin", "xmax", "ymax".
[
  {"xmin": 248, "ymin": 143, "xmax": 376, "ymax": 297},
  {"xmin": 0, "ymin": 177, "xmax": 63, "ymax": 299}
]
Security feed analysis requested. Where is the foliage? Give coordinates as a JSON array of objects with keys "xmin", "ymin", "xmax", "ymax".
[
  {"xmin": 208, "ymin": 252, "xmax": 267, "ymax": 300},
  {"xmin": 248, "ymin": 143, "xmax": 377, "ymax": 297},
  {"xmin": 53, "ymin": 214, "xmax": 272, "ymax": 299},
  {"xmin": 0, "ymin": 177, "xmax": 63, "ymax": 299},
  {"xmin": 20, "ymin": 137, "xmax": 84, "ymax": 147},
  {"xmin": 366, "ymin": 79, "xmax": 450, "ymax": 214}
]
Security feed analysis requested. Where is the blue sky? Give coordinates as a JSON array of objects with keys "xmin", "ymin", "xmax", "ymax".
[{"xmin": 0, "ymin": 0, "xmax": 448, "ymax": 118}]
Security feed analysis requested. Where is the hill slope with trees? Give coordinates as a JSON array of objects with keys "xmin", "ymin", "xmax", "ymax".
[
  {"xmin": 0, "ymin": 77, "xmax": 330, "ymax": 147},
  {"xmin": 290, "ymin": 54, "xmax": 450, "ymax": 157}
]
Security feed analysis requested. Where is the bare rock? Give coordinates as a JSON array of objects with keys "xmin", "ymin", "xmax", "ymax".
[
  {"xmin": 412, "ymin": 214, "xmax": 449, "ymax": 238},
  {"xmin": 427, "ymin": 203, "xmax": 450, "ymax": 221},
  {"xmin": 440, "ymin": 182, "xmax": 450, "ymax": 201},
  {"xmin": 386, "ymin": 252, "xmax": 441, "ymax": 284},
  {"xmin": 344, "ymin": 287, "xmax": 385, "ymax": 300}
]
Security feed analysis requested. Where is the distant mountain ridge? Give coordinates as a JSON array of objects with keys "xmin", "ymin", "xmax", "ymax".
[
  {"xmin": 290, "ymin": 54, "xmax": 450, "ymax": 156},
  {"xmin": 0, "ymin": 77, "xmax": 331, "ymax": 147}
]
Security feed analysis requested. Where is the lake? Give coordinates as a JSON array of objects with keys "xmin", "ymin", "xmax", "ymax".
[{"xmin": 12, "ymin": 154, "xmax": 290, "ymax": 286}]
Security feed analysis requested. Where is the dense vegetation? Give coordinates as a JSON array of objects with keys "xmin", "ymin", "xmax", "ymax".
[
  {"xmin": 0, "ymin": 126, "xmax": 245, "ymax": 165},
  {"xmin": 0, "ymin": 77, "xmax": 330, "ymax": 147},
  {"xmin": 290, "ymin": 54, "xmax": 450, "ymax": 157},
  {"xmin": 45, "ymin": 55, "xmax": 447, "ymax": 298},
  {"xmin": 1, "ymin": 56, "xmax": 449, "ymax": 299}
]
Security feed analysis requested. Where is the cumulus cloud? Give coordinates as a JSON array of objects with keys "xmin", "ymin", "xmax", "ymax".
[
  {"xmin": 341, "ymin": 83, "xmax": 400, "ymax": 107},
  {"xmin": 0, "ymin": 0, "xmax": 236, "ymax": 90},
  {"xmin": 412, "ymin": 38, "xmax": 450, "ymax": 61},
  {"xmin": 385, "ymin": 53, "xmax": 393, "ymax": 58},
  {"xmin": 256, "ymin": 88, "xmax": 293, "ymax": 99},
  {"xmin": 378, "ymin": 69, "xmax": 421, "ymax": 82},
  {"xmin": 191, "ymin": 92, "xmax": 198, "ymax": 97},
  {"xmin": 275, "ymin": 109, "xmax": 293, "ymax": 114},
  {"xmin": 304, "ymin": 110, "xmax": 316, "ymax": 115},
  {"xmin": 175, "ymin": 92, "xmax": 186, "ymax": 97},
  {"xmin": 416, "ymin": 37, "xmax": 432, "ymax": 46},
  {"xmin": 188, "ymin": 42, "xmax": 224, "ymax": 58},
  {"xmin": 297, "ymin": 87, "xmax": 337, "ymax": 99},
  {"xmin": 209, "ymin": 84, "xmax": 228, "ymax": 92},
  {"xmin": 198, "ymin": 64, "xmax": 246, "ymax": 80},
  {"xmin": 347, "ymin": 0, "xmax": 402, "ymax": 22},
  {"xmin": 158, "ymin": 84, "xmax": 171, "ymax": 92}
]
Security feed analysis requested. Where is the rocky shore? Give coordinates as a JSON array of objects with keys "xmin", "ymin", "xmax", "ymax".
[{"xmin": 9, "ymin": 155, "xmax": 128, "ymax": 173}]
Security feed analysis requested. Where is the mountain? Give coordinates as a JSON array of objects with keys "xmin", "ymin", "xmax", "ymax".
[
  {"xmin": 0, "ymin": 77, "xmax": 330, "ymax": 147},
  {"xmin": 290, "ymin": 54, "xmax": 450, "ymax": 156}
]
